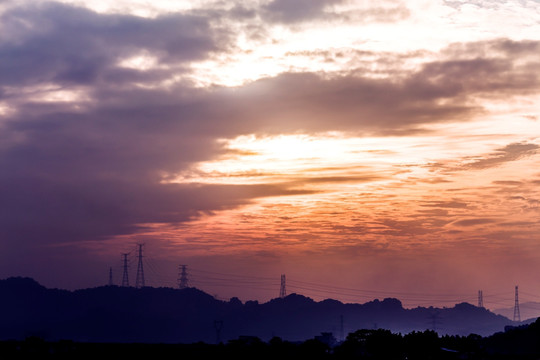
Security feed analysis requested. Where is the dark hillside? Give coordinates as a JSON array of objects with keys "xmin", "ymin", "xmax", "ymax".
[{"xmin": 0, "ymin": 277, "xmax": 517, "ymax": 343}]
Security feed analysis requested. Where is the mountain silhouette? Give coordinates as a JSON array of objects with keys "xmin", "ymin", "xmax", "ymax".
[
  {"xmin": 493, "ymin": 301, "xmax": 540, "ymax": 322},
  {"xmin": 0, "ymin": 277, "xmax": 522, "ymax": 343}
]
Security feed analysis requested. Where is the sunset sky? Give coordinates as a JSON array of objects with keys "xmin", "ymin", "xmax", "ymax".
[{"xmin": 1, "ymin": 0, "xmax": 540, "ymax": 310}]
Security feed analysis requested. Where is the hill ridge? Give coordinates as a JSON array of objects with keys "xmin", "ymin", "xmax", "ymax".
[{"xmin": 0, "ymin": 276, "xmax": 524, "ymax": 343}]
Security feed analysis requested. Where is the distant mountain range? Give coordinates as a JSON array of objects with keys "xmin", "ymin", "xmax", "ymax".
[
  {"xmin": 493, "ymin": 302, "xmax": 540, "ymax": 322},
  {"xmin": 0, "ymin": 277, "xmax": 532, "ymax": 344}
]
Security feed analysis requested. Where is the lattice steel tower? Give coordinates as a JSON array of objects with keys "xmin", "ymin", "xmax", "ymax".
[
  {"xmin": 478, "ymin": 290, "xmax": 483, "ymax": 308},
  {"xmin": 135, "ymin": 244, "xmax": 145, "ymax": 288},
  {"xmin": 121, "ymin": 253, "xmax": 130, "ymax": 287},
  {"xmin": 280, "ymin": 274, "xmax": 286, "ymax": 298},
  {"xmin": 108, "ymin": 267, "xmax": 113, "ymax": 286},
  {"xmin": 513, "ymin": 285, "xmax": 521, "ymax": 322},
  {"xmin": 178, "ymin": 265, "xmax": 189, "ymax": 289},
  {"xmin": 214, "ymin": 320, "xmax": 223, "ymax": 344}
]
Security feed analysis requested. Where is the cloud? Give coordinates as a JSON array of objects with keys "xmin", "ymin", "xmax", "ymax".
[
  {"xmin": 0, "ymin": 170, "xmax": 315, "ymax": 247},
  {"xmin": 262, "ymin": 0, "xmax": 343, "ymax": 23},
  {"xmin": 464, "ymin": 143, "xmax": 539, "ymax": 170},
  {"xmin": 493, "ymin": 180, "xmax": 523, "ymax": 186},
  {"xmin": 261, "ymin": 0, "xmax": 410, "ymax": 24},
  {"xmin": 1, "ymin": 1, "xmax": 540, "ymax": 257},
  {"xmin": 376, "ymin": 218, "xmax": 437, "ymax": 237},
  {"xmin": 420, "ymin": 201, "xmax": 469, "ymax": 209},
  {"xmin": 0, "ymin": 1, "xmax": 229, "ymax": 87},
  {"xmin": 165, "ymin": 39, "xmax": 540, "ymax": 136},
  {"xmin": 1, "ymin": 59, "xmax": 538, "ymax": 251},
  {"xmin": 452, "ymin": 218, "xmax": 497, "ymax": 227},
  {"xmin": 427, "ymin": 142, "xmax": 539, "ymax": 175},
  {"xmin": 190, "ymin": 71, "xmax": 478, "ymax": 135},
  {"xmin": 293, "ymin": 175, "xmax": 384, "ymax": 184}
]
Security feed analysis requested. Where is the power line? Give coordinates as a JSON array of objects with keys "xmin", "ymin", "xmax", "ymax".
[
  {"xmin": 189, "ymin": 268, "xmax": 277, "ymax": 281},
  {"xmin": 186, "ymin": 269, "xmax": 492, "ymax": 306},
  {"xmin": 287, "ymin": 281, "xmax": 476, "ymax": 305},
  {"xmin": 288, "ymin": 278, "xmax": 475, "ymax": 298},
  {"xmin": 190, "ymin": 268, "xmax": 476, "ymax": 302},
  {"xmin": 113, "ymin": 257, "xmax": 526, "ymax": 309}
]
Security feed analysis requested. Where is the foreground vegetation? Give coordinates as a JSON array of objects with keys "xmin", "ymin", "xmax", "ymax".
[{"xmin": 2, "ymin": 318, "xmax": 539, "ymax": 359}]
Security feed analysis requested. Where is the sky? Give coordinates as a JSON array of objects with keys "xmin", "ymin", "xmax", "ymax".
[{"xmin": 1, "ymin": 0, "xmax": 540, "ymax": 310}]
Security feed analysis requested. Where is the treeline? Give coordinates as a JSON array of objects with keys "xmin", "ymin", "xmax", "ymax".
[
  {"xmin": 0, "ymin": 278, "xmax": 516, "ymax": 341},
  {"xmin": 2, "ymin": 319, "xmax": 540, "ymax": 360}
]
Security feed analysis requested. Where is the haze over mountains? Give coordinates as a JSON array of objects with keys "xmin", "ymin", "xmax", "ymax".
[
  {"xmin": 493, "ymin": 302, "xmax": 540, "ymax": 322},
  {"xmin": 1, "ymin": 277, "xmax": 532, "ymax": 344}
]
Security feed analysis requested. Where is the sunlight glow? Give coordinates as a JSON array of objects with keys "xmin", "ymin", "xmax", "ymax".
[
  {"xmin": 54, "ymin": 0, "xmax": 196, "ymax": 17},
  {"xmin": 118, "ymin": 53, "xmax": 160, "ymax": 71},
  {"xmin": 4, "ymin": 0, "xmax": 540, "ymax": 308},
  {"xmin": 0, "ymin": 102, "xmax": 14, "ymax": 116},
  {"xmin": 169, "ymin": 132, "xmax": 460, "ymax": 187},
  {"xmin": 3, "ymin": 84, "xmax": 90, "ymax": 104}
]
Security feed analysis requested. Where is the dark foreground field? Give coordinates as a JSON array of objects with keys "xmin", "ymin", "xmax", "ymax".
[{"xmin": 3, "ymin": 319, "xmax": 540, "ymax": 360}]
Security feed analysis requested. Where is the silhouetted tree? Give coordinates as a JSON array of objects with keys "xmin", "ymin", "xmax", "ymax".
[
  {"xmin": 335, "ymin": 329, "xmax": 402, "ymax": 359},
  {"xmin": 300, "ymin": 338, "xmax": 331, "ymax": 359},
  {"xmin": 404, "ymin": 330, "xmax": 440, "ymax": 360}
]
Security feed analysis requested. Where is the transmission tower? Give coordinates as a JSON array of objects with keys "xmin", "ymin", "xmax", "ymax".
[
  {"xmin": 214, "ymin": 320, "xmax": 223, "ymax": 344},
  {"xmin": 513, "ymin": 285, "xmax": 521, "ymax": 322},
  {"xmin": 280, "ymin": 274, "xmax": 286, "ymax": 298},
  {"xmin": 135, "ymin": 243, "xmax": 145, "ymax": 289},
  {"xmin": 340, "ymin": 314, "xmax": 344, "ymax": 342},
  {"xmin": 428, "ymin": 310, "xmax": 442, "ymax": 332},
  {"xmin": 478, "ymin": 290, "xmax": 483, "ymax": 308},
  {"xmin": 121, "ymin": 253, "xmax": 129, "ymax": 287},
  {"xmin": 108, "ymin": 267, "xmax": 113, "ymax": 286},
  {"xmin": 178, "ymin": 265, "xmax": 189, "ymax": 289}
]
